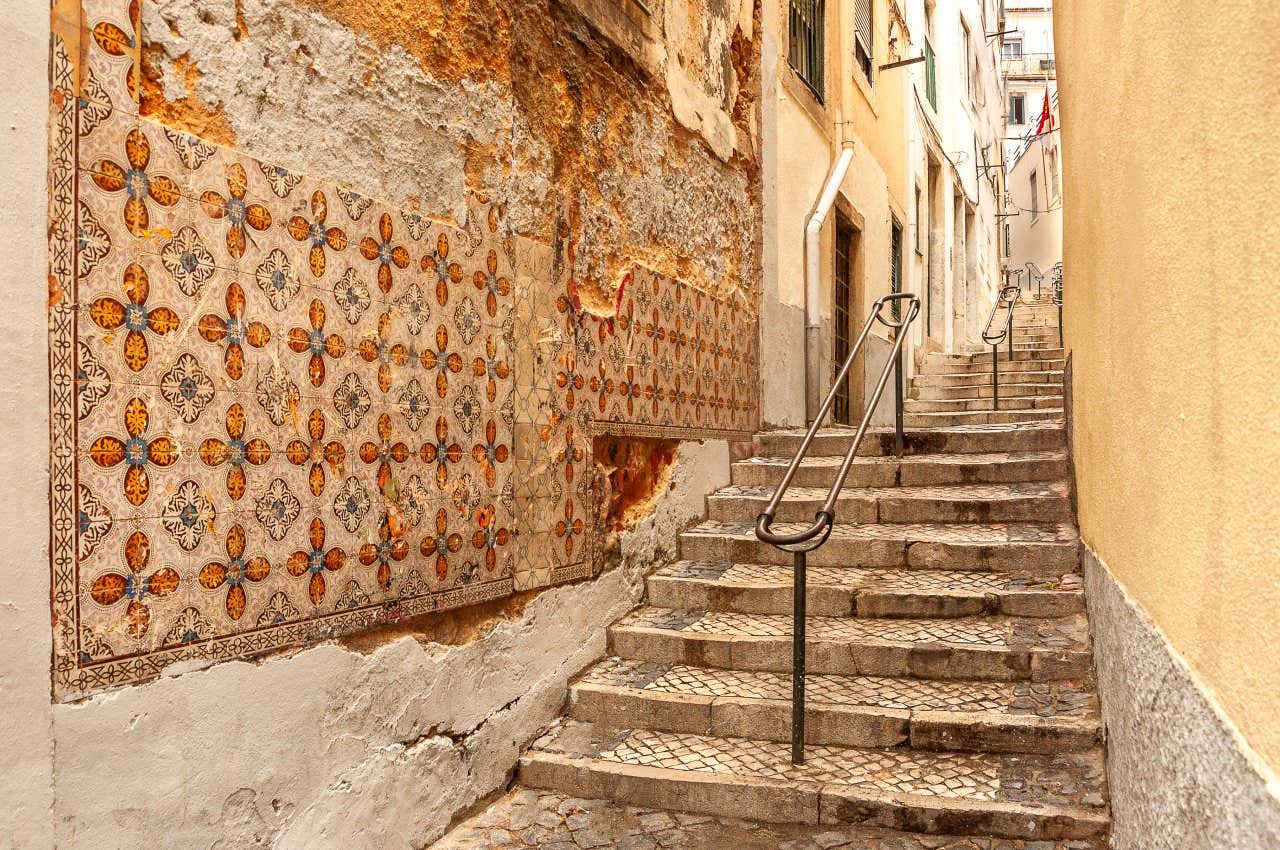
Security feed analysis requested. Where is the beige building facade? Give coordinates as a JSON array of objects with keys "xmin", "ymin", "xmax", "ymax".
[
  {"xmin": 1056, "ymin": 0, "xmax": 1280, "ymax": 845},
  {"xmin": 762, "ymin": 0, "xmax": 1008, "ymax": 430}
]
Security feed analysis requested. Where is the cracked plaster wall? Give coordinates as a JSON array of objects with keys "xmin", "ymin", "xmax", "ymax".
[
  {"xmin": 39, "ymin": 440, "xmax": 725, "ymax": 849},
  {"xmin": 5, "ymin": 0, "xmax": 758, "ymax": 844}
]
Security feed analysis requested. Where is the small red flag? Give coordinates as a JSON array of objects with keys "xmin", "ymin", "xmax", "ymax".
[{"xmin": 1035, "ymin": 89, "xmax": 1054, "ymax": 135}]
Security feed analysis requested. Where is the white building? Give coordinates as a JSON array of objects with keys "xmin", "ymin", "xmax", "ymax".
[
  {"xmin": 1000, "ymin": 0, "xmax": 1057, "ymax": 163},
  {"xmin": 1000, "ymin": 0, "xmax": 1062, "ymax": 289}
]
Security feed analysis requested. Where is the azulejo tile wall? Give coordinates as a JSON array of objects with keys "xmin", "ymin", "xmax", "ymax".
[{"xmin": 47, "ymin": 0, "xmax": 758, "ymax": 700}]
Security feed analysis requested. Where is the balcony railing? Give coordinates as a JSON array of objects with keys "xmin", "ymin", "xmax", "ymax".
[{"xmin": 1001, "ymin": 52, "xmax": 1056, "ymax": 77}]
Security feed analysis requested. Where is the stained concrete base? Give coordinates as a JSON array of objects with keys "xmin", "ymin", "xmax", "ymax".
[{"xmin": 1083, "ymin": 544, "xmax": 1280, "ymax": 849}]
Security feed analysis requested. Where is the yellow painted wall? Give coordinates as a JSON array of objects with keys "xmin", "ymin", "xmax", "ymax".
[{"xmin": 1055, "ymin": 0, "xmax": 1280, "ymax": 768}]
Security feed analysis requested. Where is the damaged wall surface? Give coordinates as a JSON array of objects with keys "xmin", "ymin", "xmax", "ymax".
[{"xmin": 21, "ymin": 0, "xmax": 760, "ymax": 843}]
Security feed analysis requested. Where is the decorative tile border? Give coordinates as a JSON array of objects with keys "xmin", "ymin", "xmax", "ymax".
[{"xmin": 46, "ymin": 0, "xmax": 755, "ymax": 700}]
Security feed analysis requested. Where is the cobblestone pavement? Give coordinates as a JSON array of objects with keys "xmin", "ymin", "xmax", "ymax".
[{"xmin": 431, "ymin": 788, "xmax": 1104, "ymax": 850}]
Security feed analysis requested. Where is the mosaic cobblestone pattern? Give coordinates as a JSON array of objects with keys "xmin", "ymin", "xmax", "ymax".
[
  {"xmin": 435, "ymin": 788, "xmax": 1106, "ymax": 850},
  {"xmin": 580, "ymin": 658, "xmax": 1096, "ymax": 717},
  {"xmin": 45, "ymin": 0, "xmax": 757, "ymax": 699},
  {"xmin": 657, "ymin": 562, "xmax": 1082, "ymax": 595},
  {"xmin": 581, "ymin": 729, "xmax": 1105, "ymax": 807},
  {"xmin": 620, "ymin": 609, "xmax": 1089, "ymax": 650},
  {"xmin": 682, "ymin": 521, "xmax": 1077, "ymax": 544}
]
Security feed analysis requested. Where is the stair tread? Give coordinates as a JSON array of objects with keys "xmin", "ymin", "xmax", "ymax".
[
  {"xmin": 736, "ymin": 450, "xmax": 1068, "ymax": 470},
  {"xmin": 654, "ymin": 560, "xmax": 1082, "ymax": 595},
  {"xmin": 684, "ymin": 519, "xmax": 1077, "ymax": 545},
  {"xmin": 615, "ymin": 607, "xmax": 1090, "ymax": 652},
  {"xmin": 525, "ymin": 720, "xmax": 1109, "ymax": 816},
  {"xmin": 760, "ymin": 420, "xmax": 1065, "ymax": 438},
  {"xmin": 712, "ymin": 480, "xmax": 1069, "ymax": 503},
  {"xmin": 577, "ymin": 656, "xmax": 1098, "ymax": 719}
]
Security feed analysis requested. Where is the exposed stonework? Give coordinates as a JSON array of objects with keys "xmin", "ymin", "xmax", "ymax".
[
  {"xmin": 1082, "ymin": 543, "xmax": 1280, "ymax": 850},
  {"xmin": 139, "ymin": 0, "xmax": 762, "ymax": 297}
]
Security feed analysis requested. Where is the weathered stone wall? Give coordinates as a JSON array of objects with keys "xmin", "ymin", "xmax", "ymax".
[{"xmin": 24, "ymin": 0, "xmax": 759, "ymax": 843}]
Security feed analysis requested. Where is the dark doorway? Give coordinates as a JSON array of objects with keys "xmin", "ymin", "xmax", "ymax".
[{"xmin": 833, "ymin": 213, "xmax": 857, "ymax": 425}]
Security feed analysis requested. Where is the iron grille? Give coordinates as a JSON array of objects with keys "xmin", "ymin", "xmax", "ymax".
[
  {"xmin": 833, "ymin": 217, "xmax": 854, "ymax": 424},
  {"xmin": 789, "ymin": 0, "xmax": 825, "ymax": 102},
  {"xmin": 890, "ymin": 219, "xmax": 903, "ymax": 321}
]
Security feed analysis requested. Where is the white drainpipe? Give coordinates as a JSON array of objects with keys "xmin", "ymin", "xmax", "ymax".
[{"xmin": 804, "ymin": 140, "xmax": 856, "ymax": 423}]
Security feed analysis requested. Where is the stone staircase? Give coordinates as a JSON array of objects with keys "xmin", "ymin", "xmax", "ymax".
[
  {"xmin": 904, "ymin": 299, "xmax": 1065, "ymax": 427},
  {"xmin": 509, "ymin": 297, "xmax": 1108, "ymax": 846}
]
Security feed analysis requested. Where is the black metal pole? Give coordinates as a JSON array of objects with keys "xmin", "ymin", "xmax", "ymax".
[
  {"xmin": 893, "ymin": 348, "xmax": 904, "ymax": 458},
  {"xmin": 1058, "ymin": 300, "xmax": 1064, "ymax": 348},
  {"xmin": 992, "ymin": 343, "xmax": 1000, "ymax": 411},
  {"xmin": 791, "ymin": 548, "xmax": 806, "ymax": 765}
]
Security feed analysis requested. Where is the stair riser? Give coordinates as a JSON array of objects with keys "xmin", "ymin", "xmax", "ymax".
[
  {"xmin": 910, "ymin": 383, "xmax": 1063, "ymax": 400},
  {"xmin": 913, "ymin": 372, "xmax": 1062, "ymax": 387},
  {"xmin": 753, "ymin": 426, "xmax": 1065, "ymax": 457},
  {"xmin": 607, "ymin": 627, "xmax": 1092, "ymax": 682},
  {"xmin": 926, "ymin": 352, "xmax": 1064, "ymax": 367},
  {"xmin": 520, "ymin": 755, "xmax": 1107, "ymax": 839},
  {"xmin": 678, "ymin": 535, "xmax": 1079, "ymax": 576},
  {"xmin": 570, "ymin": 685, "xmax": 1099, "ymax": 754},
  {"xmin": 732, "ymin": 456, "xmax": 1067, "ymax": 489},
  {"xmin": 646, "ymin": 576, "xmax": 1085, "ymax": 619},
  {"xmin": 706, "ymin": 493, "xmax": 1071, "ymax": 524},
  {"xmin": 904, "ymin": 396, "xmax": 1063, "ymax": 413},
  {"xmin": 903, "ymin": 410, "xmax": 1063, "ymax": 427}
]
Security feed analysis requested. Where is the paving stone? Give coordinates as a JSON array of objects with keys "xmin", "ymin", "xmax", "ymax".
[{"xmin": 433, "ymin": 787, "xmax": 1108, "ymax": 849}]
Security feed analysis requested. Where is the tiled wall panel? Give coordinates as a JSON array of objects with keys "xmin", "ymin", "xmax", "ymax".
[{"xmin": 47, "ymin": 0, "xmax": 754, "ymax": 700}]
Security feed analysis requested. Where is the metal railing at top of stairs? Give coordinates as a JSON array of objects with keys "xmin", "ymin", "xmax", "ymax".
[
  {"xmin": 1051, "ymin": 264, "xmax": 1064, "ymax": 348},
  {"xmin": 754, "ymin": 292, "xmax": 921, "ymax": 766},
  {"xmin": 981, "ymin": 284, "xmax": 1022, "ymax": 412}
]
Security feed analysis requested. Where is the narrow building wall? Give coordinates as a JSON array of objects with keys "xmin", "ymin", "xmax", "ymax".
[
  {"xmin": 1056, "ymin": 0, "xmax": 1280, "ymax": 844},
  {"xmin": 15, "ymin": 0, "xmax": 761, "ymax": 844}
]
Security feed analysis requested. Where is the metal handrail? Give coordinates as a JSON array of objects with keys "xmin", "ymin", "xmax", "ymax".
[
  {"xmin": 1051, "ymin": 265, "xmax": 1063, "ymax": 347},
  {"xmin": 754, "ymin": 291, "xmax": 921, "ymax": 765},
  {"xmin": 981, "ymin": 284, "xmax": 1022, "ymax": 411}
]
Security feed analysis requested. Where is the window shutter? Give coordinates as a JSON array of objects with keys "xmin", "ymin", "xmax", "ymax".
[{"xmin": 855, "ymin": 0, "xmax": 873, "ymax": 57}]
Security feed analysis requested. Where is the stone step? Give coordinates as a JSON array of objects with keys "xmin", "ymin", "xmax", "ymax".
[
  {"xmin": 732, "ymin": 450, "xmax": 1069, "ymax": 490},
  {"xmin": 919, "ymin": 360, "xmax": 1066, "ymax": 377},
  {"xmin": 903, "ymin": 395, "xmax": 1064, "ymax": 413},
  {"xmin": 608, "ymin": 608, "xmax": 1092, "ymax": 681},
  {"xmin": 707, "ymin": 481, "xmax": 1071, "ymax": 524},
  {"xmin": 910, "ymin": 381, "xmax": 1063, "ymax": 400},
  {"xmin": 647, "ymin": 561, "xmax": 1084, "ymax": 618},
  {"xmin": 680, "ymin": 520, "xmax": 1079, "ymax": 575},
  {"xmin": 752, "ymin": 421, "xmax": 1066, "ymax": 458},
  {"xmin": 926, "ymin": 350, "xmax": 1064, "ymax": 367},
  {"xmin": 571, "ymin": 657, "xmax": 1100, "ymax": 752},
  {"xmin": 902, "ymin": 410, "xmax": 1064, "ymax": 427},
  {"xmin": 520, "ymin": 720, "xmax": 1110, "ymax": 838},
  {"xmin": 912, "ymin": 369, "xmax": 1063, "ymax": 387}
]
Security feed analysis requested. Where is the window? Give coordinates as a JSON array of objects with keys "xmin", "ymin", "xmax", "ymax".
[
  {"xmin": 854, "ymin": 0, "xmax": 873, "ymax": 81},
  {"xmin": 1030, "ymin": 169, "xmax": 1040, "ymax": 220},
  {"xmin": 962, "ymin": 21, "xmax": 976, "ymax": 105},
  {"xmin": 1003, "ymin": 222, "xmax": 1011, "ymax": 257},
  {"xmin": 788, "ymin": 0, "xmax": 825, "ymax": 101},
  {"xmin": 1002, "ymin": 39, "xmax": 1023, "ymax": 59},
  {"xmin": 1008, "ymin": 93, "xmax": 1026, "ymax": 124},
  {"xmin": 1047, "ymin": 147, "xmax": 1061, "ymax": 201},
  {"xmin": 914, "ymin": 186, "xmax": 924, "ymax": 254},
  {"xmin": 924, "ymin": 39, "xmax": 937, "ymax": 109}
]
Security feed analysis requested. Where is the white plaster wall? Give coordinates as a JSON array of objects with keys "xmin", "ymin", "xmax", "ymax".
[
  {"xmin": 41, "ymin": 440, "xmax": 724, "ymax": 849},
  {"xmin": 0, "ymin": 1, "xmax": 55, "ymax": 846}
]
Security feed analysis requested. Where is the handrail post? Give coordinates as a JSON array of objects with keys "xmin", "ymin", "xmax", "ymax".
[
  {"xmin": 1058, "ymin": 299, "xmax": 1064, "ymax": 348},
  {"xmin": 791, "ymin": 548, "xmax": 806, "ymax": 765},
  {"xmin": 893, "ymin": 347, "xmax": 904, "ymax": 458},
  {"xmin": 992, "ymin": 343, "xmax": 1000, "ymax": 411}
]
